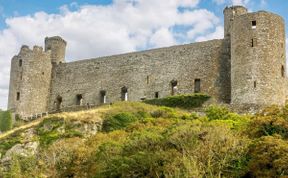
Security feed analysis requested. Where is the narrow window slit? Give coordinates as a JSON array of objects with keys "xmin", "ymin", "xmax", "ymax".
[
  {"xmin": 16, "ymin": 92, "xmax": 20, "ymax": 101},
  {"xmin": 194, "ymin": 79, "xmax": 201, "ymax": 93}
]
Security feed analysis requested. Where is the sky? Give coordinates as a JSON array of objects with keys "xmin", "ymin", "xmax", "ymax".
[{"xmin": 0, "ymin": 0, "xmax": 287, "ymax": 109}]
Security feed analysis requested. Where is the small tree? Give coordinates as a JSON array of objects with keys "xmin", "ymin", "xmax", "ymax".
[{"xmin": 0, "ymin": 110, "xmax": 13, "ymax": 132}]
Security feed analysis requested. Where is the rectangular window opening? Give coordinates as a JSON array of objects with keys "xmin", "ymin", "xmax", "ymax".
[
  {"xmin": 19, "ymin": 59, "xmax": 22, "ymax": 67},
  {"xmin": 16, "ymin": 92, "xmax": 20, "ymax": 101},
  {"xmin": 194, "ymin": 79, "xmax": 201, "ymax": 93},
  {"xmin": 76, "ymin": 94, "xmax": 83, "ymax": 105},
  {"xmin": 155, "ymin": 92, "xmax": 159, "ymax": 99},
  {"xmin": 100, "ymin": 90, "xmax": 107, "ymax": 104},
  {"xmin": 252, "ymin": 20, "xmax": 257, "ymax": 29},
  {"xmin": 254, "ymin": 81, "xmax": 257, "ymax": 89},
  {"xmin": 146, "ymin": 76, "xmax": 150, "ymax": 84}
]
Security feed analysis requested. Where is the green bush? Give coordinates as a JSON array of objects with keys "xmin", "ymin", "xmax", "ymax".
[
  {"xmin": 247, "ymin": 136, "xmax": 288, "ymax": 177},
  {"xmin": 0, "ymin": 110, "xmax": 13, "ymax": 132},
  {"xmin": 205, "ymin": 105, "xmax": 230, "ymax": 121},
  {"xmin": 102, "ymin": 112, "xmax": 138, "ymax": 132},
  {"xmin": 144, "ymin": 94, "xmax": 210, "ymax": 108}
]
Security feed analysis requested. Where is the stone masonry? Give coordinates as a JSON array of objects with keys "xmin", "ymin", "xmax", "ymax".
[{"xmin": 7, "ymin": 6, "xmax": 287, "ymax": 118}]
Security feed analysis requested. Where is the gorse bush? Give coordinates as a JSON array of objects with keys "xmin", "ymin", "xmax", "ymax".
[
  {"xmin": 0, "ymin": 110, "xmax": 12, "ymax": 132},
  {"xmin": 144, "ymin": 93, "xmax": 210, "ymax": 108}
]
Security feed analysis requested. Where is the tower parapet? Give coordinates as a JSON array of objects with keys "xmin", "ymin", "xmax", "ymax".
[
  {"xmin": 224, "ymin": 6, "xmax": 248, "ymax": 39},
  {"xmin": 45, "ymin": 36, "xmax": 67, "ymax": 64}
]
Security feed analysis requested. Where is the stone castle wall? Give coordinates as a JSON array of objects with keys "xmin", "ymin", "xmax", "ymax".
[
  {"xmin": 7, "ymin": 6, "xmax": 287, "ymax": 117},
  {"xmin": 48, "ymin": 39, "xmax": 230, "ymax": 111}
]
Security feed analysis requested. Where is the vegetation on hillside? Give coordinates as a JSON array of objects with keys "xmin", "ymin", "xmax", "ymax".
[
  {"xmin": 0, "ymin": 97, "xmax": 288, "ymax": 177},
  {"xmin": 0, "ymin": 110, "xmax": 12, "ymax": 132},
  {"xmin": 144, "ymin": 93, "xmax": 210, "ymax": 108}
]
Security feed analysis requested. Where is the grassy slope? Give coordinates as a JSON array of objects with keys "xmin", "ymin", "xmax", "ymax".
[{"xmin": 0, "ymin": 102, "xmax": 288, "ymax": 178}]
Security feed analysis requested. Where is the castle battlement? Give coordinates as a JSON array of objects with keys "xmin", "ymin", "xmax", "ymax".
[{"xmin": 7, "ymin": 6, "xmax": 287, "ymax": 118}]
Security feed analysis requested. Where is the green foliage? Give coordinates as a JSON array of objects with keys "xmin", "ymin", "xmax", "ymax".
[
  {"xmin": 103, "ymin": 112, "xmax": 138, "ymax": 132},
  {"xmin": 144, "ymin": 93, "xmax": 210, "ymax": 108},
  {"xmin": 248, "ymin": 105, "xmax": 288, "ymax": 139},
  {"xmin": 205, "ymin": 105, "xmax": 251, "ymax": 130},
  {"xmin": 0, "ymin": 110, "xmax": 13, "ymax": 132},
  {"xmin": 247, "ymin": 136, "xmax": 288, "ymax": 177},
  {"xmin": 205, "ymin": 105, "xmax": 230, "ymax": 120},
  {"xmin": 3, "ymin": 102, "xmax": 288, "ymax": 177},
  {"xmin": 37, "ymin": 117, "xmax": 83, "ymax": 147},
  {"xmin": 0, "ymin": 132, "xmax": 22, "ymax": 156}
]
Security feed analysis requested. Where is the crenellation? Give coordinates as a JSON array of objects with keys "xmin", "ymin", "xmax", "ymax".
[{"xmin": 7, "ymin": 6, "xmax": 287, "ymax": 118}]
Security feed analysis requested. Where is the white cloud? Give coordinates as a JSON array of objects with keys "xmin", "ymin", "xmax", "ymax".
[
  {"xmin": 213, "ymin": 0, "xmax": 250, "ymax": 6},
  {"xmin": 195, "ymin": 26, "xmax": 224, "ymax": 42},
  {"xmin": 0, "ymin": 0, "xmax": 223, "ymax": 109},
  {"xmin": 231, "ymin": 0, "xmax": 250, "ymax": 5},
  {"xmin": 149, "ymin": 28, "xmax": 176, "ymax": 48}
]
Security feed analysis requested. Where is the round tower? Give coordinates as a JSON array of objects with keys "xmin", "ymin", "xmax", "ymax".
[
  {"xmin": 45, "ymin": 36, "xmax": 66, "ymax": 64},
  {"xmin": 231, "ymin": 11, "xmax": 286, "ymax": 109},
  {"xmin": 224, "ymin": 6, "xmax": 248, "ymax": 39}
]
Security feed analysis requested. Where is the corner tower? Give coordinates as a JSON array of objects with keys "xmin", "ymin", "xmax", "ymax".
[
  {"xmin": 45, "ymin": 36, "xmax": 66, "ymax": 64},
  {"xmin": 8, "ymin": 45, "xmax": 53, "ymax": 118},
  {"xmin": 230, "ymin": 11, "xmax": 286, "ymax": 109}
]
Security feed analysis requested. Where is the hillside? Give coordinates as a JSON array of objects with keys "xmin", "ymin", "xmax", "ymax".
[{"xmin": 0, "ymin": 100, "xmax": 288, "ymax": 177}]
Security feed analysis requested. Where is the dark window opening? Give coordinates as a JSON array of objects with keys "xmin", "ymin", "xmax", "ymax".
[
  {"xmin": 171, "ymin": 80, "xmax": 178, "ymax": 95},
  {"xmin": 251, "ymin": 38, "xmax": 257, "ymax": 47},
  {"xmin": 56, "ymin": 96, "xmax": 62, "ymax": 110},
  {"xmin": 20, "ymin": 72, "xmax": 23, "ymax": 80},
  {"xmin": 100, "ymin": 90, "xmax": 107, "ymax": 104},
  {"xmin": 42, "ymin": 72, "xmax": 44, "ymax": 75},
  {"xmin": 155, "ymin": 92, "xmax": 159, "ymax": 99},
  {"xmin": 282, "ymin": 65, "xmax": 285, "ymax": 77},
  {"xmin": 16, "ymin": 92, "xmax": 20, "ymax": 101},
  {"xmin": 194, "ymin": 79, "xmax": 201, "ymax": 93},
  {"xmin": 19, "ymin": 59, "xmax": 22, "ymax": 67},
  {"xmin": 146, "ymin": 76, "xmax": 150, "ymax": 84},
  {"xmin": 254, "ymin": 81, "xmax": 257, "ymax": 89},
  {"xmin": 252, "ymin": 20, "xmax": 256, "ymax": 29},
  {"xmin": 76, "ymin": 94, "xmax": 83, "ymax": 105},
  {"xmin": 121, "ymin": 87, "xmax": 128, "ymax": 101}
]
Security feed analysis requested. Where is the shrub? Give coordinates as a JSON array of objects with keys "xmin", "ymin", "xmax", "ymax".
[
  {"xmin": 205, "ymin": 105, "xmax": 230, "ymax": 121},
  {"xmin": 102, "ymin": 112, "xmax": 138, "ymax": 132},
  {"xmin": 0, "ymin": 110, "xmax": 13, "ymax": 132},
  {"xmin": 246, "ymin": 136, "xmax": 288, "ymax": 177},
  {"xmin": 144, "ymin": 93, "xmax": 210, "ymax": 108},
  {"xmin": 248, "ymin": 115, "xmax": 288, "ymax": 139}
]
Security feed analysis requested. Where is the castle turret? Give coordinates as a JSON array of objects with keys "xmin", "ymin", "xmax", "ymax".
[
  {"xmin": 8, "ymin": 44, "xmax": 53, "ymax": 118},
  {"xmin": 224, "ymin": 6, "xmax": 248, "ymax": 39},
  {"xmin": 230, "ymin": 11, "xmax": 286, "ymax": 109},
  {"xmin": 45, "ymin": 36, "xmax": 66, "ymax": 64}
]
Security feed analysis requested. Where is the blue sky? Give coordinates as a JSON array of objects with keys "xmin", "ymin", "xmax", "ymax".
[{"xmin": 0, "ymin": 0, "xmax": 287, "ymax": 109}]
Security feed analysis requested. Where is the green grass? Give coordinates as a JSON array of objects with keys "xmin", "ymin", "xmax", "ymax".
[{"xmin": 144, "ymin": 93, "xmax": 210, "ymax": 109}]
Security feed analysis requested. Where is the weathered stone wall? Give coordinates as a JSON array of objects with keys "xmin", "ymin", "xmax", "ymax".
[
  {"xmin": 231, "ymin": 11, "xmax": 286, "ymax": 109},
  {"xmin": 8, "ymin": 6, "xmax": 287, "ymax": 116},
  {"xmin": 44, "ymin": 36, "xmax": 66, "ymax": 64},
  {"xmin": 48, "ymin": 39, "xmax": 230, "ymax": 111},
  {"xmin": 224, "ymin": 6, "xmax": 248, "ymax": 39},
  {"xmin": 8, "ymin": 46, "xmax": 52, "ymax": 117}
]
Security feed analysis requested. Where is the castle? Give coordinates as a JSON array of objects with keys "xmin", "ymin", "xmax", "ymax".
[{"xmin": 7, "ymin": 6, "xmax": 287, "ymax": 119}]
